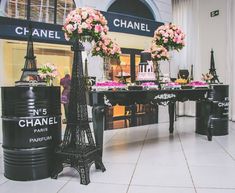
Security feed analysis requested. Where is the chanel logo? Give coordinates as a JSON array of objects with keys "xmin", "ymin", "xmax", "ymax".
[{"xmin": 218, "ymin": 102, "xmax": 229, "ymax": 108}]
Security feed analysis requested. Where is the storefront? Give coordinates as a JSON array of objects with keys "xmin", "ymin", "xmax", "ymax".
[{"xmin": 0, "ymin": 0, "xmax": 169, "ymax": 128}]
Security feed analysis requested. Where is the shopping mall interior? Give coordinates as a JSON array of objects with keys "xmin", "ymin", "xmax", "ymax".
[{"xmin": 0, "ymin": 0, "xmax": 235, "ymax": 193}]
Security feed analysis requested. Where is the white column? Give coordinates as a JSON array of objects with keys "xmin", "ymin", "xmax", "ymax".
[
  {"xmin": 15, "ymin": 0, "xmax": 18, "ymax": 18},
  {"xmin": 39, "ymin": 0, "xmax": 44, "ymax": 22},
  {"xmin": 46, "ymin": 0, "xmax": 49, "ymax": 22}
]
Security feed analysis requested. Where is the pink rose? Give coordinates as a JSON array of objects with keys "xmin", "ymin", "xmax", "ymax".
[
  {"xmin": 163, "ymin": 39, "xmax": 168, "ymax": 43},
  {"xmin": 81, "ymin": 11, "xmax": 88, "ymax": 19},
  {"xmin": 81, "ymin": 22, "xmax": 88, "ymax": 29},
  {"xmin": 95, "ymin": 24, "xmax": 103, "ymax": 33},
  {"xmin": 94, "ymin": 15, "xmax": 100, "ymax": 21},
  {"xmin": 64, "ymin": 33, "xmax": 70, "ymax": 41},
  {"xmin": 87, "ymin": 24, "xmax": 92, "ymax": 30},
  {"xmin": 86, "ymin": 18, "xmax": 92, "ymax": 24},
  {"xmin": 78, "ymin": 27, "xmax": 83, "ymax": 34}
]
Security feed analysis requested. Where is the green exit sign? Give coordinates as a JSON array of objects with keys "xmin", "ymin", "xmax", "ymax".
[{"xmin": 210, "ymin": 10, "xmax": 219, "ymax": 17}]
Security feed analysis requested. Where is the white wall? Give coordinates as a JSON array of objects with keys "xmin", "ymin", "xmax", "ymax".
[
  {"xmin": 197, "ymin": 0, "xmax": 228, "ymax": 83},
  {"xmin": 172, "ymin": 0, "xmax": 229, "ymax": 117},
  {"xmin": 196, "ymin": 0, "xmax": 235, "ymax": 120}
]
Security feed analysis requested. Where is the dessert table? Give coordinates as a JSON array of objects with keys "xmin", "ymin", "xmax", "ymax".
[{"xmin": 88, "ymin": 88, "xmax": 211, "ymax": 157}]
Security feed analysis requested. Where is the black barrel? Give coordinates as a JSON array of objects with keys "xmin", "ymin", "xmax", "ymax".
[
  {"xmin": 196, "ymin": 85, "xmax": 229, "ymax": 136},
  {"xmin": 1, "ymin": 86, "xmax": 61, "ymax": 181}
]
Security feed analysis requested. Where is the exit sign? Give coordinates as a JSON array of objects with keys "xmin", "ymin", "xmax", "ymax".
[{"xmin": 210, "ymin": 10, "xmax": 219, "ymax": 17}]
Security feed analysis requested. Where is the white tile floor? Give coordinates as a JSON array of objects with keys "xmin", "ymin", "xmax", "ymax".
[{"xmin": 0, "ymin": 117, "xmax": 235, "ymax": 193}]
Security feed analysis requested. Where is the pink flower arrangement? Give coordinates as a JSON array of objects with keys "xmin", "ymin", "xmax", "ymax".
[
  {"xmin": 92, "ymin": 35, "xmax": 121, "ymax": 59},
  {"xmin": 63, "ymin": 7, "xmax": 109, "ymax": 42},
  {"xmin": 188, "ymin": 81, "xmax": 208, "ymax": 87},
  {"xmin": 166, "ymin": 82, "xmax": 180, "ymax": 86},
  {"xmin": 93, "ymin": 81, "xmax": 126, "ymax": 91},
  {"xmin": 150, "ymin": 44, "xmax": 169, "ymax": 61},
  {"xmin": 38, "ymin": 63, "xmax": 58, "ymax": 86},
  {"xmin": 202, "ymin": 73, "xmax": 213, "ymax": 81},
  {"xmin": 153, "ymin": 23, "xmax": 185, "ymax": 51},
  {"xmin": 95, "ymin": 81, "xmax": 125, "ymax": 87},
  {"xmin": 141, "ymin": 82, "xmax": 156, "ymax": 86}
]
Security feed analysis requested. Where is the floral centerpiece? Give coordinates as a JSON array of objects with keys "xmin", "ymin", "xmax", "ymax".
[
  {"xmin": 63, "ymin": 7, "xmax": 109, "ymax": 43},
  {"xmin": 188, "ymin": 81, "xmax": 209, "ymax": 88},
  {"xmin": 202, "ymin": 73, "xmax": 213, "ymax": 82},
  {"xmin": 152, "ymin": 23, "xmax": 185, "ymax": 80},
  {"xmin": 150, "ymin": 43, "xmax": 169, "ymax": 61},
  {"xmin": 92, "ymin": 35, "xmax": 121, "ymax": 59},
  {"xmin": 92, "ymin": 81, "xmax": 126, "ymax": 91},
  {"xmin": 153, "ymin": 23, "xmax": 185, "ymax": 51},
  {"xmin": 92, "ymin": 35, "xmax": 121, "ymax": 80},
  {"xmin": 38, "ymin": 63, "xmax": 58, "ymax": 86}
]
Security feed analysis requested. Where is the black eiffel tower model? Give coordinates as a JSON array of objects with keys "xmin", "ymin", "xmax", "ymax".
[
  {"xmin": 15, "ymin": 23, "xmax": 43, "ymax": 86},
  {"xmin": 51, "ymin": 40, "xmax": 106, "ymax": 185},
  {"xmin": 209, "ymin": 49, "xmax": 220, "ymax": 84}
]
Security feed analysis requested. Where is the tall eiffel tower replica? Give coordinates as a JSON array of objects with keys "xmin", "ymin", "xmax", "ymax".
[
  {"xmin": 209, "ymin": 49, "xmax": 220, "ymax": 84},
  {"xmin": 52, "ymin": 40, "xmax": 105, "ymax": 185},
  {"xmin": 16, "ymin": 23, "xmax": 38, "ymax": 85}
]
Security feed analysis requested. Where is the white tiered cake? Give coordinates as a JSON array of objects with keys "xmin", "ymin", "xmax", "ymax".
[{"xmin": 137, "ymin": 51, "xmax": 156, "ymax": 81}]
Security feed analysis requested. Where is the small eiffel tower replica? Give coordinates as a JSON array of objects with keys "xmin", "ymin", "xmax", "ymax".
[
  {"xmin": 51, "ymin": 40, "xmax": 105, "ymax": 185},
  {"xmin": 209, "ymin": 49, "xmax": 220, "ymax": 84},
  {"xmin": 15, "ymin": 23, "xmax": 39, "ymax": 86}
]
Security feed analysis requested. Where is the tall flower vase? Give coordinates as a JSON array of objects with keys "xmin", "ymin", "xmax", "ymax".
[
  {"xmin": 168, "ymin": 60, "xmax": 171, "ymax": 80},
  {"xmin": 168, "ymin": 50, "xmax": 178, "ymax": 80},
  {"xmin": 46, "ymin": 78, "xmax": 53, "ymax": 86},
  {"xmin": 102, "ymin": 57, "xmax": 111, "ymax": 81},
  {"xmin": 82, "ymin": 35, "xmax": 95, "ymax": 71},
  {"xmin": 153, "ymin": 60, "xmax": 162, "ymax": 83}
]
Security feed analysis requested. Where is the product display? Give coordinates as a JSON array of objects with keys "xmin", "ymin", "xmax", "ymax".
[
  {"xmin": 175, "ymin": 78, "xmax": 188, "ymax": 84},
  {"xmin": 92, "ymin": 81, "xmax": 126, "ymax": 91},
  {"xmin": 137, "ymin": 51, "xmax": 156, "ymax": 81},
  {"xmin": 188, "ymin": 81, "xmax": 209, "ymax": 88},
  {"xmin": 1, "ymin": 87, "xmax": 61, "ymax": 181},
  {"xmin": 141, "ymin": 82, "xmax": 159, "ymax": 90},
  {"xmin": 163, "ymin": 82, "xmax": 181, "ymax": 89}
]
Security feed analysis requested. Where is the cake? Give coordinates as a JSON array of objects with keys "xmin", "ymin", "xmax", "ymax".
[{"xmin": 137, "ymin": 51, "xmax": 156, "ymax": 81}]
